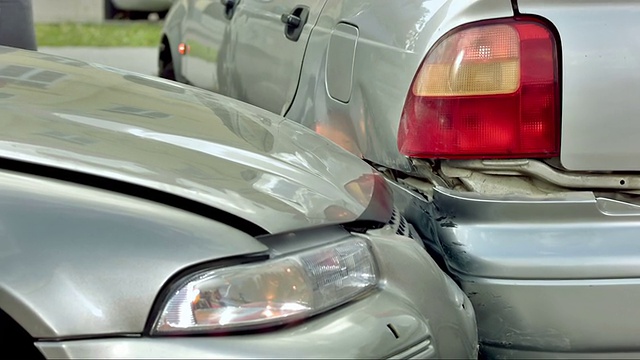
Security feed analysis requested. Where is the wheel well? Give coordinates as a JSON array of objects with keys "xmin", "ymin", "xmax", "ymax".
[
  {"xmin": 0, "ymin": 308, "xmax": 45, "ymax": 359},
  {"xmin": 158, "ymin": 35, "xmax": 177, "ymax": 80},
  {"xmin": 159, "ymin": 35, "xmax": 172, "ymax": 63}
]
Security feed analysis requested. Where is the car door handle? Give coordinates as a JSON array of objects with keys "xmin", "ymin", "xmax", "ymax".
[
  {"xmin": 281, "ymin": 5, "xmax": 309, "ymax": 42},
  {"xmin": 221, "ymin": 0, "xmax": 238, "ymax": 20},
  {"xmin": 280, "ymin": 13, "xmax": 301, "ymax": 28}
]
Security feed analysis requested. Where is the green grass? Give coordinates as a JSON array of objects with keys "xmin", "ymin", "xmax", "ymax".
[{"xmin": 36, "ymin": 22, "xmax": 164, "ymax": 47}]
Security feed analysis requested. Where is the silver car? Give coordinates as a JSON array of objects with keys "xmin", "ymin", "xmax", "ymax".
[
  {"xmin": 106, "ymin": 0, "xmax": 173, "ymax": 19},
  {"xmin": 161, "ymin": 0, "xmax": 640, "ymax": 358},
  {"xmin": 110, "ymin": 0, "xmax": 173, "ymax": 11},
  {"xmin": 0, "ymin": 47, "xmax": 477, "ymax": 359}
]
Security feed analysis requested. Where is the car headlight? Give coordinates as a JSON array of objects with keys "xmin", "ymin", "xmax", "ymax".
[{"xmin": 152, "ymin": 237, "xmax": 378, "ymax": 334}]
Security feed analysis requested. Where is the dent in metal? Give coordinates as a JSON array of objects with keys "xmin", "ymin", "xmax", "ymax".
[
  {"xmin": 168, "ymin": 0, "xmax": 515, "ymax": 172},
  {"xmin": 27, "ymin": 216, "xmax": 478, "ymax": 358},
  {"xmin": 0, "ymin": 169, "xmax": 268, "ymax": 338},
  {"xmin": 463, "ymin": 276, "xmax": 640, "ymax": 356},
  {"xmin": 0, "ymin": 49, "xmax": 387, "ymax": 234},
  {"xmin": 394, "ymin": 183, "xmax": 640, "ymax": 355}
]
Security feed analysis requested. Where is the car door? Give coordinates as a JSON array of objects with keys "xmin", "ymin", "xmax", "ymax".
[
  {"xmin": 223, "ymin": 0, "xmax": 327, "ymax": 115},
  {"xmin": 182, "ymin": 0, "xmax": 234, "ymax": 91}
]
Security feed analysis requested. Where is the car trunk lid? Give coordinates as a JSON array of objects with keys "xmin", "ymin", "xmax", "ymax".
[{"xmin": 518, "ymin": 0, "xmax": 640, "ymax": 171}]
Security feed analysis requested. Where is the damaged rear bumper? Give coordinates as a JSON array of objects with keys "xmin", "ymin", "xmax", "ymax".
[{"xmin": 389, "ymin": 181, "xmax": 640, "ymax": 358}]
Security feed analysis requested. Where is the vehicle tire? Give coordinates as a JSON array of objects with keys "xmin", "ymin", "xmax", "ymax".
[
  {"xmin": 128, "ymin": 10, "xmax": 149, "ymax": 20},
  {"xmin": 158, "ymin": 38, "xmax": 176, "ymax": 80},
  {"xmin": 104, "ymin": 0, "xmax": 118, "ymax": 19},
  {"xmin": 160, "ymin": 60, "xmax": 176, "ymax": 81}
]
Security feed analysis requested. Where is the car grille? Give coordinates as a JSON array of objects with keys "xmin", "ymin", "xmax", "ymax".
[
  {"xmin": 388, "ymin": 207, "xmax": 419, "ymax": 240},
  {"xmin": 387, "ymin": 338, "xmax": 435, "ymax": 359}
]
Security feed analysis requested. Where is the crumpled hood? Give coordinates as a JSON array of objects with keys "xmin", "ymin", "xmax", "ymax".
[{"xmin": 0, "ymin": 48, "xmax": 392, "ymax": 234}]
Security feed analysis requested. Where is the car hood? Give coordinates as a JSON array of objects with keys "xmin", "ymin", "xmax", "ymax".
[{"xmin": 0, "ymin": 48, "xmax": 392, "ymax": 234}]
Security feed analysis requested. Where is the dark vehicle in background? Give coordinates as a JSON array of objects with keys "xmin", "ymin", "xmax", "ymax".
[{"xmin": 0, "ymin": 0, "xmax": 36, "ymax": 50}]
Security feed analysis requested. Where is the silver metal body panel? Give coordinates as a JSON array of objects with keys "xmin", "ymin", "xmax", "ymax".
[
  {"xmin": 0, "ymin": 47, "xmax": 382, "ymax": 234},
  {"xmin": 0, "ymin": 168, "xmax": 268, "ymax": 338},
  {"xmin": 35, "ymin": 233, "xmax": 478, "ymax": 358},
  {"xmin": 161, "ymin": 0, "xmax": 640, "ymax": 356},
  {"xmin": 0, "ymin": 48, "xmax": 478, "ymax": 357},
  {"xmin": 165, "ymin": 0, "xmax": 513, "ymax": 171},
  {"xmin": 277, "ymin": 0, "xmax": 513, "ymax": 171},
  {"xmin": 227, "ymin": 0, "xmax": 327, "ymax": 115},
  {"xmin": 518, "ymin": 0, "xmax": 640, "ymax": 171},
  {"xmin": 390, "ymin": 183, "xmax": 640, "ymax": 357}
]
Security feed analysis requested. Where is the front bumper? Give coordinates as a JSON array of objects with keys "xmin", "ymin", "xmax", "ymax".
[
  {"xmin": 36, "ymin": 232, "xmax": 477, "ymax": 359},
  {"xmin": 37, "ymin": 293, "xmax": 434, "ymax": 359},
  {"xmin": 393, "ymin": 184, "xmax": 640, "ymax": 358}
]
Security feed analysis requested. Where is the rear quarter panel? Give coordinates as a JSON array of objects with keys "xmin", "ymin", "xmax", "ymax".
[
  {"xmin": 287, "ymin": 0, "xmax": 514, "ymax": 173},
  {"xmin": 518, "ymin": 0, "xmax": 640, "ymax": 171}
]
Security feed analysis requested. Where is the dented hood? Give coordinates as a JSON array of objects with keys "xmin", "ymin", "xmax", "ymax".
[{"xmin": 0, "ymin": 48, "xmax": 392, "ymax": 234}]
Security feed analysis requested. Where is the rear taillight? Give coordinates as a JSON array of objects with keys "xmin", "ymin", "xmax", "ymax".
[{"xmin": 397, "ymin": 18, "xmax": 559, "ymax": 159}]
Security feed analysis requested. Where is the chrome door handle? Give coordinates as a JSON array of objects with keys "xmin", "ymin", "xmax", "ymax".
[
  {"xmin": 281, "ymin": 5, "xmax": 309, "ymax": 42},
  {"xmin": 220, "ymin": 0, "xmax": 238, "ymax": 19}
]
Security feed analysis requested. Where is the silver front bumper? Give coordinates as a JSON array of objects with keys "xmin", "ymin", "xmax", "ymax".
[
  {"xmin": 388, "ymin": 180, "xmax": 640, "ymax": 358},
  {"xmin": 36, "ymin": 232, "xmax": 477, "ymax": 359},
  {"xmin": 37, "ymin": 292, "xmax": 435, "ymax": 359}
]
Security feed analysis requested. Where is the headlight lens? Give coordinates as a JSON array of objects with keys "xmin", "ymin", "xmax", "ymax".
[{"xmin": 152, "ymin": 237, "xmax": 377, "ymax": 334}]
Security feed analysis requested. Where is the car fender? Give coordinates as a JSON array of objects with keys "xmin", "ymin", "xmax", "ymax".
[
  {"xmin": 286, "ymin": 0, "xmax": 514, "ymax": 174},
  {"xmin": 0, "ymin": 170, "xmax": 267, "ymax": 338},
  {"xmin": 161, "ymin": 0, "xmax": 188, "ymax": 82}
]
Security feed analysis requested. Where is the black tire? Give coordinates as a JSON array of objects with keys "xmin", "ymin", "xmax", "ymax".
[
  {"xmin": 128, "ymin": 10, "xmax": 149, "ymax": 20},
  {"xmin": 158, "ymin": 39, "xmax": 176, "ymax": 80},
  {"xmin": 104, "ymin": 0, "xmax": 118, "ymax": 19},
  {"xmin": 160, "ymin": 60, "xmax": 176, "ymax": 81}
]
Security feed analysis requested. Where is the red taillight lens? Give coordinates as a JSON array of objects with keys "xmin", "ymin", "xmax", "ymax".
[{"xmin": 397, "ymin": 18, "xmax": 559, "ymax": 159}]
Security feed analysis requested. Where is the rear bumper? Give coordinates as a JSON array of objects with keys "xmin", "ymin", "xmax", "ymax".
[
  {"xmin": 464, "ymin": 275, "xmax": 640, "ymax": 359},
  {"xmin": 389, "ymin": 182, "xmax": 640, "ymax": 357}
]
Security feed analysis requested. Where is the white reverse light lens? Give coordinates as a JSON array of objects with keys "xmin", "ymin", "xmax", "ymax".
[{"xmin": 153, "ymin": 238, "xmax": 377, "ymax": 334}]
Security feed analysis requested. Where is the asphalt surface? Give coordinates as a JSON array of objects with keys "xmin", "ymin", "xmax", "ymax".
[{"xmin": 38, "ymin": 46, "xmax": 158, "ymax": 76}]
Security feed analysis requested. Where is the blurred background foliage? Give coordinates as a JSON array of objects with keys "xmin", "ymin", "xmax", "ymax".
[{"xmin": 36, "ymin": 22, "xmax": 163, "ymax": 47}]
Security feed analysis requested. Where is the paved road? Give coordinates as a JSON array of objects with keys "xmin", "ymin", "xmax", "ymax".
[{"xmin": 38, "ymin": 47, "xmax": 158, "ymax": 76}]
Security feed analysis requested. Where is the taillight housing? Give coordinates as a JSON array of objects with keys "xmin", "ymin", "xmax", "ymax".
[{"xmin": 397, "ymin": 17, "xmax": 559, "ymax": 159}]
